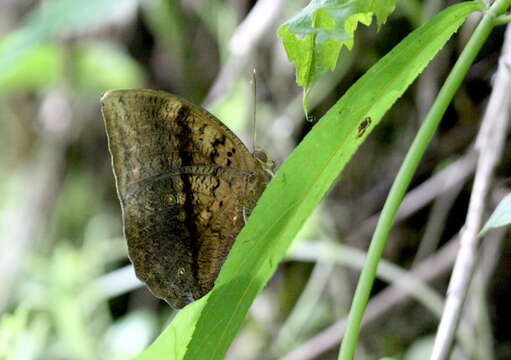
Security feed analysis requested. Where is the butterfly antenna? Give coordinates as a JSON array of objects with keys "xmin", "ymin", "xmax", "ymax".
[{"xmin": 251, "ymin": 68, "xmax": 257, "ymax": 153}]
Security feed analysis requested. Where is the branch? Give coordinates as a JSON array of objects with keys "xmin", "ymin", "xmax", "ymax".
[{"xmin": 431, "ymin": 22, "xmax": 511, "ymax": 360}]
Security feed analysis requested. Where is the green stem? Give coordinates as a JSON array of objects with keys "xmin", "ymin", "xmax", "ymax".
[
  {"xmin": 495, "ymin": 14, "xmax": 511, "ymax": 24},
  {"xmin": 338, "ymin": 1, "xmax": 511, "ymax": 359}
]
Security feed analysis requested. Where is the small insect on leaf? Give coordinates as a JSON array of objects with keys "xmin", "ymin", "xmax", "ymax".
[{"xmin": 357, "ymin": 117, "xmax": 372, "ymax": 138}]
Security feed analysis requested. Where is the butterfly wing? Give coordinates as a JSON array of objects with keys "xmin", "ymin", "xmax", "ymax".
[{"xmin": 102, "ymin": 89, "xmax": 270, "ymax": 308}]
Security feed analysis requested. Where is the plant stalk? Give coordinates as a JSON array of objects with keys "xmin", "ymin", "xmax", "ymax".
[{"xmin": 338, "ymin": 0, "xmax": 511, "ymax": 359}]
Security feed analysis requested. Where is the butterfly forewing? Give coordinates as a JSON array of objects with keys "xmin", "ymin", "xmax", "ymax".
[{"xmin": 102, "ymin": 89, "xmax": 271, "ymax": 308}]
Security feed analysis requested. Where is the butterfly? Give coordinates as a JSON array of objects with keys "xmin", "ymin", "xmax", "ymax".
[{"xmin": 101, "ymin": 89, "xmax": 273, "ymax": 308}]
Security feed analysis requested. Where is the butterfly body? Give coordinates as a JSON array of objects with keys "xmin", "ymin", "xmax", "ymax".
[{"xmin": 102, "ymin": 89, "xmax": 272, "ymax": 308}]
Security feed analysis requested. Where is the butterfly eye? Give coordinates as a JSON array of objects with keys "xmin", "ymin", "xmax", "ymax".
[
  {"xmin": 253, "ymin": 148, "xmax": 275, "ymax": 173},
  {"xmin": 253, "ymin": 149, "xmax": 268, "ymax": 163}
]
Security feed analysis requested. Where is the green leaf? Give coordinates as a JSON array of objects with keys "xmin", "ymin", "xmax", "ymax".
[
  {"xmin": 137, "ymin": 2, "xmax": 482, "ymax": 359},
  {"xmin": 278, "ymin": 0, "xmax": 398, "ymax": 98},
  {"xmin": 480, "ymin": 193, "xmax": 511, "ymax": 236}
]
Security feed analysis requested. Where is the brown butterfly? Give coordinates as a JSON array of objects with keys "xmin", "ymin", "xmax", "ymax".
[{"xmin": 101, "ymin": 89, "xmax": 273, "ymax": 308}]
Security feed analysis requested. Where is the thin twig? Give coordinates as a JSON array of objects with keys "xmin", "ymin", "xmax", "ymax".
[
  {"xmin": 413, "ymin": 179, "xmax": 465, "ymax": 265},
  {"xmin": 204, "ymin": 0, "xmax": 286, "ymax": 105},
  {"xmin": 272, "ymin": 259, "xmax": 335, "ymax": 354},
  {"xmin": 281, "ymin": 239, "xmax": 460, "ymax": 360},
  {"xmin": 465, "ymin": 225, "xmax": 506, "ymax": 360},
  {"xmin": 431, "ymin": 23, "xmax": 511, "ymax": 360},
  {"xmin": 353, "ymin": 153, "xmax": 476, "ymax": 242}
]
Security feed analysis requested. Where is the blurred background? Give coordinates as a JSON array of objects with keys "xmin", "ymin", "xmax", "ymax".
[{"xmin": 1, "ymin": 0, "xmax": 510, "ymax": 359}]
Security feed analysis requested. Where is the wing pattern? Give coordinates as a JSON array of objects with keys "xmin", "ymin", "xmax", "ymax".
[{"xmin": 102, "ymin": 89, "xmax": 271, "ymax": 308}]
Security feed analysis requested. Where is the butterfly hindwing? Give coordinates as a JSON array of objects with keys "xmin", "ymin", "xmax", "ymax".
[{"xmin": 102, "ymin": 89, "xmax": 271, "ymax": 308}]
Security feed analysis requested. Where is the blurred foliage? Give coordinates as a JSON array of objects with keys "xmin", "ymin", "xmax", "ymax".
[{"xmin": 1, "ymin": 0, "xmax": 511, "ymax": 360}]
